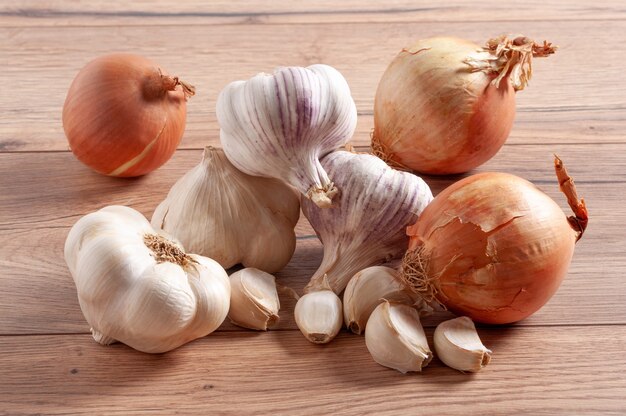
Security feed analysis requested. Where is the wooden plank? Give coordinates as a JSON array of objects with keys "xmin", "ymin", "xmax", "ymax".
[
  {"xmin": 1, "ymin": 328, "xmax": 625, "ymax": 415},
  {"xmin": 1, "ymin": 20, "xmax": 625, "ymax": 152},
  {"xmin": 0, "ymin": 143, "xmax": 621, "ymax": 229},
  {"xmin": 3, "ymin": 108, "xmax": 625, "ymax": 153},
  {"xmin": 0, "ymin": 226, "xmax": 623, "ymax": 334},
  {"xmin": 0, "ymin": 145, "xmax": 623, "ymax": 333},
  {"xmin": 2, "ymin": 1, "xmax": 626, "ymax": 27}
]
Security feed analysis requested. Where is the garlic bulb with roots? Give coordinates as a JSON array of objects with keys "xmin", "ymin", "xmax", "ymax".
[
  {"xmin": 65, "ymin": 206, "xmax": 231, "ymax": 354},
  {"xmin": 217, "ymin": 64, "xmax": 357, "ymax": 208},
  {"xmin": 302, "ymin": 150, "xmax": 433, "ymax": 295},
  {"xmin": 152, "ymin": 147, "xmax": 300, "ymax": 274}
]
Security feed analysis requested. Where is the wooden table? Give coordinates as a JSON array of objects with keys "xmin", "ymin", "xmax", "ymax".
[{"xmin": 2, "ymin": 1, "xmax": 625, "ymax": 414}]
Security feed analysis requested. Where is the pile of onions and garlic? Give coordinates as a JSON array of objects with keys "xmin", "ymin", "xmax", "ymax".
[{"xmin": 63, "ymin": 34, "xmax": 588, "ymax": 374}]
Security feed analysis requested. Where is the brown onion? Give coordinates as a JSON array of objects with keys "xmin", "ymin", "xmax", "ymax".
[
  {"xmin": 372, "ymin": 35, "xmax": 556, "ymax": 175},
  {"xmin": 401, "ymin": 156, "xmax": 588, "ymax": 324},
  {"xmin": 63, "ymin": 54, "xmax": 195, "ymax": 177}
]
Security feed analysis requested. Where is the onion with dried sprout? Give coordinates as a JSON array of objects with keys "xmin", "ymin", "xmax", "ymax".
[
  {"xmin": 63, "ymin": 54, "xmax": 195, "ymax": 177},
  {"xmin": 372, "ymin": 35, "xmax": 556, "ymax": 174},
  {"xmin": 401, "ymin": 156, "xmax": 588, "ymax": 324}
]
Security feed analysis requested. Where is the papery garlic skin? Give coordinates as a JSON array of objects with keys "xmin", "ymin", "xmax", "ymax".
[
  {"xmin": 343, "ymin": 266, "xmax": 420, "ymax": 335},
  {"xmin": 365, "ymin": 301, "xmax": 432, "ymax": 373},
  {"xmin": 228, "ymin": 268, "xmax": 280, "ymax": 331},
  {"xmin": 217, "ymin": 65, "xmax": 358, "ymax": 208},
  {"xmin": 302, "ymin": 150, "xmax": 433, "ymax": 294},
  {"xmin": 434, "ymin": 317, "xmax": 492, "ymax": 373},
  {"xmin": 294, "ymin": 289, "xmax": 343, "ymax": 344},
  {"xmin": 65, "ymin": 205, "xmax": 231, "ymax": 354},
  {"xmin": 152, "ymin": 147, "xmax": 300, "ymax": 274}
]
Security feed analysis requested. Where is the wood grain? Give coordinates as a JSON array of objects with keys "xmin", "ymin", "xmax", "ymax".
[
  {"xmin": 1, "ymin": 1, "xmax": 624, "ymax": 414},
  {"xmin": 0, "ymin": 146, "xmax": 623, "ymax": 334},
  {"xmin": 2, "ymin": 109, "xmax": 625, "ymax": 153},
  {"xmin": 1, "ymin": 328, "xmax": 625, "ymax": 415},
  {"xmin": 3, "ymin": 0, "xmax": 626, "ymax": 26},
  {"xmin": 1, "ymin": 20, "xmax": 625, "ymax": 152},
  {"xmin": 1, "ymin": 144, "xmax": 623, "ymax": 230}
]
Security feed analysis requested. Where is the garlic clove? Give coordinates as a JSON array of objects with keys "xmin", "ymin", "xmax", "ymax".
[
  {"xmin": 294, "ymin": 289, "xmax": 343, "ymax": 344},
  {"xmin": 343, "ymin": 266, "xmax": 419, "ymax": 335},
  {"xmin": 434, "ymin": 316, "xmax": 492, "ymax": 372},
  {"xmin": 228, "ymin": 268, "xmax": 280, "ymax": 331},
  {"xmin": 365, "ymin": 300, "xmax": 432, "ymax": 373}
]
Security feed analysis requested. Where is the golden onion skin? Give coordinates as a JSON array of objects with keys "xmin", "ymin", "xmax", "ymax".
[
  {"xmin": 405, "ymin": 172, "xmax": 579, "ymax": 324},
  {"xmin": 63, "ymin": 54, "xmax": 191, "ymax": 177},
  {"xmin": 374, "ymin": 36, "xmax": 556, "ymax": 175}
]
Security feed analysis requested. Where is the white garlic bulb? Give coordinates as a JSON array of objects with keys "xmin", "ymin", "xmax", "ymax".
[
  {"xmin": 343, "ymin": 266, "xmax": 421, "ymax": 334},
  {"xmin": 294, "ymin": 288, "xmax": 343, "ymax": 344},
  {"xmin": 217, "ymin": 65, "xmax": 358, "ymax": 208},
  {"xmin": 365, "ymin": 301, "xmax": 432, "ymax": 373},
  {"xmin": 302, "ymin": 150, "xmax": 433, "ymax": 294},
  {"xmin": 64, "ymin": 206, "xmax": 231, "ymax": 354},
  {"xmin": 434, "ymin": 317, "xmax": 492, "ymax": 372},
  {"xmin": 228, "ymin": 268, "xmax": 280, "ymax": 331},
  {"xmin": 152, "ymin": 147, "xmax": 300, "ymax": 274}
]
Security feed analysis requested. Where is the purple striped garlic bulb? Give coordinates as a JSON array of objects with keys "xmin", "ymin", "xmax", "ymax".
[
  {"xmin": 294, "ymin": 150, "xmax": 433, "ymax": 344},
  {"xmin": 302, "ymin": 150, "xmax": 433, "ymax": 294},
  {"xmin": 216, "ymin": 65, "xmax": 357, "ymax": 208}
]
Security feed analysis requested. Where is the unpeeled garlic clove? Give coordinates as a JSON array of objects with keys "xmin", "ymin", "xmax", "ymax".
[
  {"xmin": 343, "ymin": 266, "xmax": 420, "ymax": 335},
  {"xmin": 294, "ymin": 289, "xmax": 343, "ymax": 344},
  {"xmin": 365, "ymin": 300, "xmax": 432, "ymax": 373},
  {"xmin": 434, "ymin": 316, "xmax": 492, "ymax": 372},
  {"xmin": 228, "ymin": 268, "xmax": 280, "ymax": 331}
]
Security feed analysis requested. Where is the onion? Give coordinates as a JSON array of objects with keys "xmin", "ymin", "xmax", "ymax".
[
  {"xmin": 401, "ymin": 156, "xmax": 588, "ymax": 324},
  {"xmin": 372, "ymin": 35, "xmax": 556, "ymax": 174},
  {"xmin": 63, "ymin": 54, "xmax": 195, "ymax": 177}
]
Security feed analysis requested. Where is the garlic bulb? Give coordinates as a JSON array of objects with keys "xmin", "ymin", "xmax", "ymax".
[
  {"xmin": 294, "ymin": 287, "xmax": 343, "ymax": 344},
  {"xmin": 228, "ymin": 268, "xmax": 280, "ymax": 331},
  {"xmin": 64, "ymin": 206, "xmax": 231, "ymax": 354},
  {"xmin": 152, "ymin": 147, "xmax": 300, "ymax": 274},
  {"xmin": 343, "ymin": 266, "xmax": 422, "ymax": 334},
  {"xmin": 434, "ymin": 317, "xmax": 492, "ymax": 372},
  {"xmin": 217, "ymin": 65, "xmax": 358, "ymax": 208},
  {"xmin": 365, "ymin": 300, "xmax": 432, "ymax": 373},
  {"xmin": 302, "ymin": 150, "xmax": 433, "ymax": 294}
]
